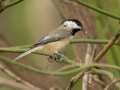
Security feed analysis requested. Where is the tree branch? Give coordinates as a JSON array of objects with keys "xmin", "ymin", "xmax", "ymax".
[
  {"xmin": 0, "ymin": 76, "xmax": 43, "ymax": 90},
  {"xmin": 0, "ymin": 0, "xmax": 24, "ymax": 13},
  {"xmin": 72, "ymin": 0, "xmax": 120, "ymax": 20},
  {"xmin": 82, "ymin": 44, "xmax": 93, "ymax": 90},
  {"xmin": 71, "ymin": 39, "xmax": 119, "ymax": 46},
  {"xmin": 104, "ymin": 78, "xmax": 120, "ymax": 90},
  {"xmin": 94, "ymin": 31, "xmax": 120, "ymax": 62},
  {"xmin": 0, "ymin": 56, "xmax": 120, "ymax": 76},
  {"xmin": 0, "ymin": 62, "xmax": 42, "ymax": 90},
  {"xmin": 66, "ymin": 72, "xmax": 84, "ymax": 90}
]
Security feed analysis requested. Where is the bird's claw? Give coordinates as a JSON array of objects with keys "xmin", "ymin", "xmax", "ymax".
[{"xmin": 49, "ymin": 53, "xmax": 64, "ymax": 62}]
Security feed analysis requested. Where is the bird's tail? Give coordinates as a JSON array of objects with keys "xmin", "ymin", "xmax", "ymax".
[{"xmin": 14, "ymin": 46, "xmax": 44, "ymax": 60}]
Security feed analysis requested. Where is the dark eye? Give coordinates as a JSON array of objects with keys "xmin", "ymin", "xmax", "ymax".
[{"xmin": 64, "ymin": 24, "xmax": 67, "ymax": 27}]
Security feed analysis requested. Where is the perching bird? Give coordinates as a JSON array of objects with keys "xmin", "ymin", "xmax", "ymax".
[{"xmin": 15, "ymin": 19, "xmax": 83, "ymax": 60}]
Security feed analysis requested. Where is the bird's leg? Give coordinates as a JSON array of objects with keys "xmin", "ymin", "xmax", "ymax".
[
  {"xmin": 54, "ymin": 52, "xmax": 65, "ymax": 61},
  {"xmin": 48, "ymin": 52, "xmax": 65, "ymax": 62}
]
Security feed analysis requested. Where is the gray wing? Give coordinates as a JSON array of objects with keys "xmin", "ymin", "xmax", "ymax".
[{"xmin": 32, "ymin": 30, "xmax": 71, "ymax": 47}]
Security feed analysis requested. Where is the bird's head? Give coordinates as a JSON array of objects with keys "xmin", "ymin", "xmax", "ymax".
[{"xmin": 63, "ymin": 19, "xmax": 83, "ymax": 35}]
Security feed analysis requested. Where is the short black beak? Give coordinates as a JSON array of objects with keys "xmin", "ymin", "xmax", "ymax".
[{"xmin": 71, "ymin": 28, "xmax": 81, "ymax": 35}]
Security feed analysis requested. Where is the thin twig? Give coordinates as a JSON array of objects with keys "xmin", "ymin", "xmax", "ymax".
[
  {"xmin": 92, "ymin": 68, "xmax": 114, "ymax": 80},
  {"xmin": 66, "ymin": 72, "xmax": 84, "ymax": 90},
  {"xmin": 66, "ymin": 45, "xmax": 97, "ymax": 90},
  {"xmin": 0, "ymin": 62, "xmax": 41, "ymax": 90},
  {"xmin": 0, "ymin": 39, "xmax": 119, "ymax": 56},
  {"xmin": 56, "ymin": 64, "xmax": 79, "ymax": 72},
  {"xmin": 0, "ymin": 33, "xmax": 39, "ymax": 89},
  {"xmin": 0, "ymin": 47, "xmax": 51, "ymax": 57},
  {"xmin": 71, "ymin": 39, "xmax": 119, "ymax": 46},
  {"xmin": 82, "ymin": 44, "xmax": 92, "ymax": 90},
  {"xmin": 104, "ymin": 78, "xmax": 120, "ymax": 90},
  {"xmin": 0, "ymin": 56, "xmax": 81, "ymax": 76},
  {"xmin": 94, "ymin": 31, "xmax": 120, "ymax": 62},
  {"xmin": 1, "ymin": 56, "xmax": 120, "ymax": 76},
  {"xmin": 0, "ymin": 0, "xmax": 24, "ymax": 13},
  {"xmin": 71, "ymin": 0, "xmax": 120, "ymax": 20},
  {"xmin": 0, "ymin": 76, "xmax": 43, "ymax": 90}
]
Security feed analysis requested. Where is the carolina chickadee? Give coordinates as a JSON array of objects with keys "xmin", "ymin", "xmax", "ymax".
[{"xmin": 15, "ymin": 19, "xmax": 83, "ymax": 60}]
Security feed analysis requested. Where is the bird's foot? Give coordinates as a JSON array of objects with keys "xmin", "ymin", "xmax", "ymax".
[{"xmin": 49, "ymin": 53, "xmax": 64, "ymax": 62}]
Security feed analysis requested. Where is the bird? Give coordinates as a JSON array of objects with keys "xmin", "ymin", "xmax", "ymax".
[{"xmin": 14, "ymin": 18, "xmax": 83, "ymax": 61}]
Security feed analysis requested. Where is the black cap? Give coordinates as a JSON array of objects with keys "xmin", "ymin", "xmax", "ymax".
[{"xmin": 64, "ymin": 18, "xmax": 83, "ymax": 28}]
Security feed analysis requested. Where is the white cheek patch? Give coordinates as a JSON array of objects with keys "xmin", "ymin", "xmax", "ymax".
[{"xmin": 64, "ymin": 21, "xmax": 81, "ymax": 29}]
